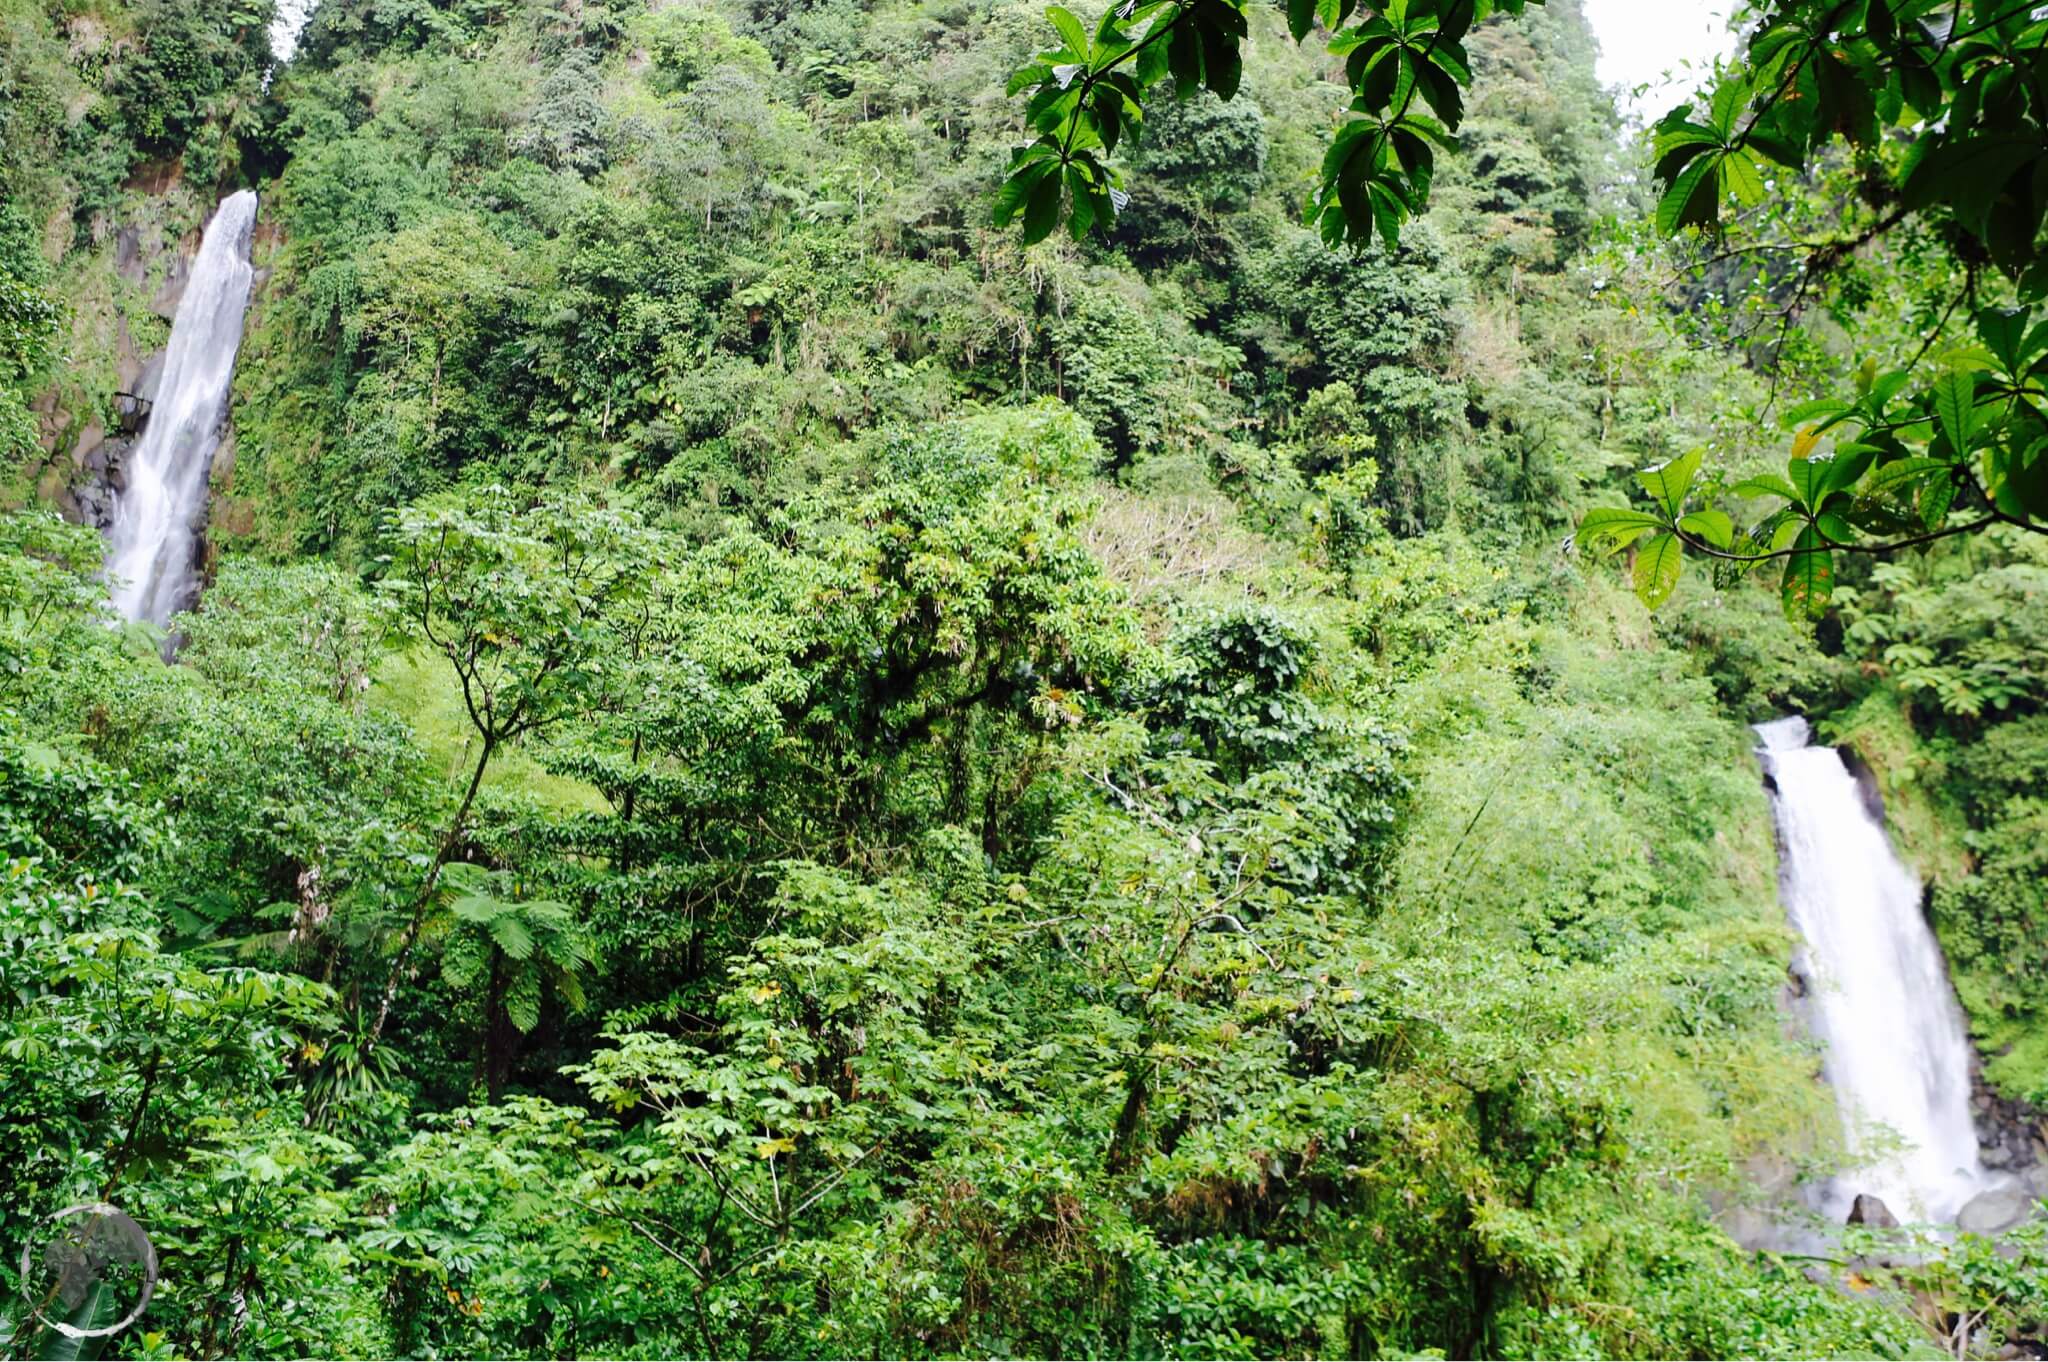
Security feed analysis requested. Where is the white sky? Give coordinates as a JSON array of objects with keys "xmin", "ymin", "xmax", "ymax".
[{"xmin": 1581, "ymin": 0, "xmax": 1739, "ymax": 125}]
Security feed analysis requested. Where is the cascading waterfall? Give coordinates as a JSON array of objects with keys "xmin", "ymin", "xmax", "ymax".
[
  {"xmin": 1756, "ymin": 715, "xmax": 1989, "ymax": 1224},
  {"xmin": 270, "ymin": 0, "xmax": 313, "ymax": 64},
  {"xmin": 104, "ymin": 190, "xmax": 258, "ymax": 627}
]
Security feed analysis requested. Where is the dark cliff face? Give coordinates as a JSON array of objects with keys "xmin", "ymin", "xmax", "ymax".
[{"xmin": 1835, "ymin": 743, "xmax": 1890, "ymax": 829}]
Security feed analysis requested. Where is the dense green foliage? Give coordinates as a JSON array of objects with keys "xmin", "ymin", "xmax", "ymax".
[
  {"xmin": 1572, "ymin": 1, "xmax": 2048, "ymax": 615},
  {"xmin": 994, "ymin": 0, "xmax": 2048, "ymax": 617},
  {"xmin": 1, "ymin": 0, "xmax": 2045, "ymax": 1356}
]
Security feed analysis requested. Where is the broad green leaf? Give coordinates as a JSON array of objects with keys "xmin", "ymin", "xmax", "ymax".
[
  {"xmin": 1020, "ymin": 169, "xmax": 1063, "ymax": 244},
  {"xmin": 1574, "ymin": 507, "xmax": 1665, "ymax": 556},
  {"xmin": 1719, "ymin": 148, "xmax": 1765, "ymax": 205},
  {"xmin": 1651, "ymin": 119, "xmax": 1720, "ymax": 161},
  {"xmin": 1920, "ymin": 464, "xmax": 1958, "ymax": 529},
  {"xmin": 1046, "ymin": 5, "xmax": 1089, "ymax": 59},
  {"xmin": 1901, "ymin": 134, "xmax": 2044, "ymax": 233},
  {"xmin": 36, "ymin": 1280, "xmax": 117, "ymax": 1362},
  {"xmin": 1287, "ymin": 0, "xmax": 1315, "ymax": 42},
  {"xmin": 991, "ymin": 159, "xmax": 1053, "ymax": 228},
  {"xmin": 1677, "ymin": 509, "xmax": 1734, "ymax": 550},
  {"xmin": 1786, "ymin": 456, "xmax": 1823, "ymax": 510},
  {"xmin": 1974, "ymin": 307, "xmax": 2041, "ymax": 375},
  {"xmin": 1814, "ymin": 511, "xmax": 1856, "ymax": 544},
  {"xmin": 1731, "ymin": 473, "xmax": 1799, "ymax": 501},
  {"xmin": 1783, "ymin": 397, "xmax": 1851, "ymax": 427},
  {"xmin": 1869, "ymin": 368, "xmax": 1913, "ymax": 406},
  {"xmin": 1933, "ymin": 368, "xmax": 1977, "ymax": 453},
  {"xmin": 1781, "ymin": 526, "xmax": 1833, "ymax": 621},
  {"xmin": 1632, "ymin": 532, "xmax": 1683, "ymax": 610},
  {"xmin": 1861, "ymin": 457, "xmax": 1949, "ymax": 498},
  {"xmin": 1066, "ymin": 166, "xmax": 1097, "ymax": 238},
  {"xmin": 1815, "ymin": 443, "xmax": 1877, "ymax": 501},
  {"xmin": 1706, "ymin": 75, "xmax": 1751, "ymax": 136},
  {"xmin": 1991, "ymin": 434, "xmax": 2048, "ymax": 519},
  {"xmin": 1656, "ymin": 153, "xmax": 1721, "ymax": 236},
  {"xmin": 1634, "ymin": 448, "xmax": 1702, "ymax": 517}
]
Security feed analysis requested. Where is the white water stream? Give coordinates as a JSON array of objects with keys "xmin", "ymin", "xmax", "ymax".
[
  {"xmin": 104, "ymin": 190, "xmax": 258, "ymax": 626},
  {"xmin": 1756, "ymin": 716, "xmax": 1989, "ymax": 1224}
]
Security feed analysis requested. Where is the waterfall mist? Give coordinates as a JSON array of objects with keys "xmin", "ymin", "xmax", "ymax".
[{"xmin": 104, "ymin": 190, "xmax": 258, "ymax": 627}]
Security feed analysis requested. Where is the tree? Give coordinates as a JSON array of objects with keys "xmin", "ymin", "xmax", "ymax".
[
  {"xmin": 369, "ymin": 487, "xmax": 653, "ymax": 1042},
  {"xmin": 437, "ymin": 863, "xmax": 595, "ymax": 1099},
  {"xmin": 0, "ymin": 511, "xmax": 110, "ymax": 684},
  {"xmin": 996, "ymin": 0, "xmax": 1541, "ymax": 250},
  {"xmin": 0, "ymin": 843, "xmax": 348, "ymax": 1356}
]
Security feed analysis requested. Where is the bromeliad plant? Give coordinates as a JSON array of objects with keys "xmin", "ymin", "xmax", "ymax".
[{"xmin": 1578, "ymin": 307, "xmax": 2048, "ymax": 620}]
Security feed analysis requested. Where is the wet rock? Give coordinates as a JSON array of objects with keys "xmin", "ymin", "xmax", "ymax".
[
  {"xmin": 71, "ymin": 420, "xmax": 104, "ymax": 468},
  {"xmin": 114, "ymin": 225, "xmax": 144, "ymax": 288},
  {"xmin": 1847, "ymin": 1193, "xmax": 1899, "ymax": 1228},
  {"xmin": 151, "ymin": 248, "xmax": 189, "ymax": 319},
  {"xmin": 114, "ymin": 391, "xmax": 150, "ymax": 434},
  {"xmin": 1958, "ymin": 1188, "xmax": 2034, "ymax": 1235},
  {"xmin": 209, "ymin": 428, "xmax": 235, "ymax": 489},
  {"xmin": 1837, "ymin": 745, "xmax": 1889, "ymax": 825},
  {"xmin": 73, "ymin": 478, "xmax": 114, "ymax": 529},
  {"xmin": 1984, "ymin": 1143, "xmax": 2015, "ymax": 1169},
  {"xmin": 133, "ymin": 350, "xmax": 166, "ymax": 407}
]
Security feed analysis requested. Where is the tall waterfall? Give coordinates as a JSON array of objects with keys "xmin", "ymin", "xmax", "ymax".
[
  {"xmin": 1756, "ymin": 715, "xmax": 1988, "ymax": 1223},
  {"xmin": 104, "ymin": 190, "xmax": 258, "ymax": 626}
]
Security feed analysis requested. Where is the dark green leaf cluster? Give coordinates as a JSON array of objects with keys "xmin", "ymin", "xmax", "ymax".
[
  {"xmin": 1001, "ymin": 0, "xmax": 1539, "ymax": 249},
  {"xmin": 1651, "ymin": 1, "xmax": 2048, "ymax": 286},
  {"xmin": 1579, "ymin": 306, "xmax": 2048, "ymax": 620}
]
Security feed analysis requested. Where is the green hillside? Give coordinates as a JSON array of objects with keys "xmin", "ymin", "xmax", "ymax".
[{"xmin": 2, "ymin": 0, "xmax": 2047, "ymax": 1355}]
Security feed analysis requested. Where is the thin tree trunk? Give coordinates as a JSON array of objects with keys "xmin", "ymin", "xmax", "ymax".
[
  {"xmin": 102, "ymin": 1043, "xmax": 164, "ymax": 1195},
  {"xmin": 369, "ymin": 737, "xmax": 494, "ymax": 1045}
]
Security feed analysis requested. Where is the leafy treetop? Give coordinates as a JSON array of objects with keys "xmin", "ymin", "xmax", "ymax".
[{"xmin": 1002, "ymin": 0, "xmax": 2048, "ymax": 620}]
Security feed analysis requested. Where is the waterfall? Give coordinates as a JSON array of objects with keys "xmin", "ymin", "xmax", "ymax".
[
  {"xmin": 1756, "ymin": 715, "xmax": 1989, "ymax": 1224},
  {"xmin": 104, "ymin": 191, "xmax": 258, "ymax": 627},
  {"xmin": 271, "ymin": 0, "xmax": 312, "ymax": 61}
]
